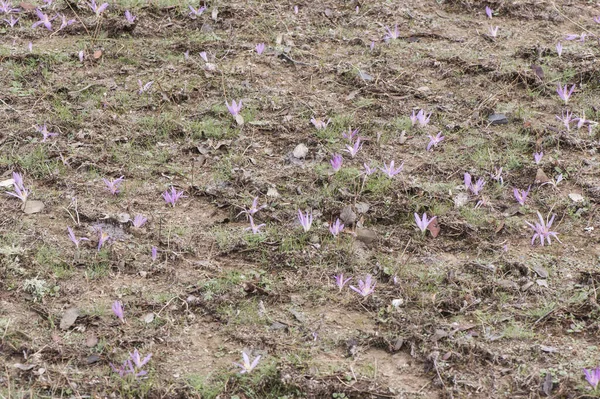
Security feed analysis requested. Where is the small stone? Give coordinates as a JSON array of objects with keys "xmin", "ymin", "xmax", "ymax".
[
  {"xmin": 292, "ymin": 143, "xmax": 308, "ymax": 159},
  {"xmin": 340, "ymin": 206, "xmax": 357, "ymax": 225},
  {"xmin": 488, "ymin": 113, "xmax": 508, "ymax": 125},
  {"xmin": 568, "ymin": 193, "xmax": 584, "ymax": 203}
]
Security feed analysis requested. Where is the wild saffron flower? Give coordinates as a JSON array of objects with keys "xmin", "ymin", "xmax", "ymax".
[
  {"xmin": 350, "ymin": 274, "xmax": 376, "ymax": 297},
  {"xmin": 88, "ymin": 0, "xmax": 108, "ymax": 16},
  {"xmin": 293, "ymin": 5, "xmax": 298, "ymax": 14},
  {"xmin": 199, "ymin": 51, "xmax": 208, "ymax": 62},
  {"xmin": 103, "ymin": 176, "xmax": 124, "ymax": 195},
  {"xmin": 513, "ymin": 187, "xmax": 530, "ymax": 206},
  {"xmin": 464, "ymin": 172, "xmax": 485, "ymax": 195},
  {"xmin": 35, "ymin": 124, "xmax": 58, "ymax": 142},
  {"xmin": 255, "ymin": 43, "xmax": 265, "ymax": 55},
  {"xmin": 594, "ymin": 16, "xmax": 600, "ymax": 24},
  {"xmin": 151, "ymin": 246, "xmax": 157, "ymax": 261},
  {"xmin": 415, "ymin": 109, "xmax": 431, "ymax": 127},
  {"xmin": 488, "ymin": 26, "xmax": 499, "ymax": 37},
  {"xmin": 363, "ymin": 162, "xmax": 376, "ymax": 176},
  {"xmin": 183, "ymin": 50, "xmax": 189, "ymax": 60},
  {"xmin": 526, "ymin": 212, "xmax": 561, "ymax": 246},
  {"xmin": 342, "ymin": 127, "xmax": 359, "ymax": 141},
  {"xmin": 245, "ymin": 215, "xmax": 266, "ymax": 234},
  {"xmin": 427, "ymin": 132, "xmax": 444, "ymax": 151},
  {"xmin": 78, "ymin": 51, "xmax": 84, "ymax": 62},
  {"xmin": 238, "ymin": 196, "xmax": 266, "ymax": 218},
  {"xmin": 330, "ymin": 154, "xmax": 343, "ymax": 172},
  {"xmin": 329, "ymin": 218, "xmax": 344, "ymax": 237},
  {"xmin": 138, "ymin": 80, "xmax": 153, "ymax": 95},
  {"xmin": 556, "ymin": 42, "xmax": 562, "ymax": 57},
  {"xmin": 414, "ymin": 213, "xmax": 436, "ymax": 233},
  {"xmin": 298, "ymin": 209, "xmax": 313, "ymax": 232},
  {"xmin": 534, "ymin": 152, "xmax": 543, "ymax": 164},
  {"xmin": 32, "ymin": 9, "xmax": 55, "ymax": 30},
  {"xmin": 344, "ymin": 137, "xmax": 362, "ymax": 158},
  {"xmin": 6, "ymin": 172, "xmax": 29, "ymax": 202},
  {"xmin": 124, "ymin": 10, "xmax": 135, "ymax": 23},
  {"xmin": 4, "ymin": 15, "xmax": 18, "ymax": 27},
  {"xmin": 380, "ymin": 160, "xmax": 404, "ymax": 178},
  {"xmin": 333, "ymin": 273, "xmax": 351, "ymax": 291},
  {"xmin": 540, "ymin": 174, "xmax": 563, "ymax": 189},
  {"xmin": 556, "ymin": 110, "xmax": 574, "ymax": 131},
  {"xmin": 162, "ymin": 186, "xmax": 185, "ymax": 207},
  {"xmin": 126, "ymin": 349, "xmax": 152, "ymax": 377},
  {"xmin": 491, "ymin": 167, "xmax": 503, "ymax": 185},
  {"xmin": 112, "ymin": 300, "xmax": 124, "ymax": 322},
  {"xmin": 485, "ymin": 6, "xmax": 493, "ymax": 18},
  {"xmin": 132, "ymin": 214, "xmax": 147, "ymax": 228},
  {"xmin": 233, "ymin": 352, "xmax": 261, "ymax": 374},
  {"xmin": 557, "ymin": 83, "xmax": 575, "ymax": 104},
  {"xmin": 67, "ymin": 227, "xmax": 88, "ymax": 248},
  {"xmin": 0, "ymin": 0, "xmax": 19, "ymax": 13},
  {"xmin": 310, "ymin": 117, "xmax": 330, "ymax": 130},
  {"xmin": 225, "ymin": 100, "xmax": 242, "ymax": 117},
  {"xmin": 58, "ymin": 14, "xmax": 75, "ymax": 30},
  {"xmin": 584, "ymin": 367, "xmax": 600, "ymax": 390},
  {"xmin": 383, "ymin": 24, "xmax": 399, "ymax": 42},
  {"xmin": 96, "ymin": 227, "xmax": 110, "ymax": 251},
  {"xmin": 565, "ymin": 33, "xmax": 586, "ymax": 42},
  {"xmin": 188, "ymin": 5, "xmax": 205, "ymax": 18}
]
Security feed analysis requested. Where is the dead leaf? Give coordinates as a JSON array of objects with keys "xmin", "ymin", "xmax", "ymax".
[
  {"xmin": 235, "ymin": 114, "xmax": 244, "ymax": 126},
  {"xmin": 530, "ymin": 64, "xmax": 544, "ymax": 79},
  {"xmin": 542, "ymin": 372, "xmax": 553, "ymax": 396},
  {"xmin": 93, "ymin": 50, "xmax": 102, "ymax": 59},
  {"xmin": 427, "ymin": 218, "xmax": 440, "ymax": 238},
  {"xmin": 266, "ymin": 187, "xmax": 280, "ymax": 198},
  {"xmin": 60, "ymin": 307, "xmax": 80, "ymax": 330},
  {"xmin": 0, "ymin": 178, "xmax": 14, "ymax": 188},
  {"xmin": 535, "ymin": 168, "xmax": 550, "ymax": 184},
  {"xmin": 494, "ymin": 220, "xmax": 505, "ymax": 234},
  {"xmin": 275, "ymin": 34, "xmax": 283, "ymax": 45},
  {"xmin": 533, "ymin": 265, "xmax": 548, "ymax": 279},
  {"xmin": 14, "ymin": 363, "xmax": 35, "ymax": 371},
  {"xmin": 568, "ymin": 193, "xmax": 584, "ymax": 203},
  {"xmin": 143, "ymin": 313, "xmax": 155, "ymax": 324},
  {"xmin": 211, "ymin": 7, "xmax": 218, "ymax": 21},
  {"xmin": 85, "ymin": 334, "xmax": 98, "ymax": 347},
  {"xmin": 540, "ymin": 345, "xmax": 558, "ymax": 353},
  {"xmin": 22, "ymin": 200, "xmax": 44, "ymax": 214},
  {"xmin": 536, "ymin": 279, "xmax": 549, "ymax": 288}
]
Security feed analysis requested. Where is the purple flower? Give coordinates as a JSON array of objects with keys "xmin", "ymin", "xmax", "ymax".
[
  {"xmin": 333, "ymin": 273, "xmax": 351, "ymax": 291},
  {"xmin": 526, "ymin": 212, "xmax": 561, "ymax": 246},
  {"xmin": 245, "ymin": 215, "xmax": 266, "ymax": 234},
  {"xmin": 103, "ymin": 176, "xmax": 124, "ymax": 195},
  {"xmin": 35, "ymin": 124, "xmax": 58, "ymax": 142},
  {"xmin": 88, "ymin": 0, "xmax": 108, "ymax": 16},
  {"xmin": 464, "ymin": 172, "xmax": 485, "ymax": 195},
  {"xmin": 584, "ymin": 367, "xmax": 600, "ymax": 390},
  {"xmin": 488, "ymin": 26, "xmax": 499, "ymax": 37},
  {"xmin": 485, "ymin": 6, "xmax": 492, "ymax": 18},
  {"xmin": 565, "ymin": 33, "xmax": 587, "ymax": 42},
  {"xmin": 112, "ymin": 300, "xmax": 124, "ymax": 322},
  {"xmin": 199, "ymin": 51, "xmax": 208, "ymax": 62},
  {"xmin": 556, "ymin": 110, "xmax": 574, "ymax": 131},
  {"xmin": 78, "ymin": 51, "xmax": 84, "ymax": 62},
  {"xmin": 426, "ymin": 132, "xmax": 444, "ymax": 151},
  {"xmin": 129, "ymin": 349, "xmax": 152, "ymax": 375},
  {"xmin": 350, "ymin": 274, "xmax": 376, "ymax": 297},
  {"xmin": 132, "ymin": 214, "xmax": 147, "ymax": 228},
  {"xmin": 183, "ymin": 50, "xmax": 189, "ymax": 60},
  {"xmin": 330, "ymin": 154, "xmax": 343, "ymax": 172},
  {"xmin": 58, "ymin": 14, "xmax": 75, "ymax": 30},
  {"xmin": 297, "ymin": 209, "xmax": 313, "ymax": 232},
  {"xmin": 556, "ymin": 42, "xmax": 562, "ymax": 57},
  {"xmin": 162, "ymin": 186, "xmax": 186, "ymax": 207},
  {"xmin": 138, "ymin": 80, "xmax": 153, "ymax": 95},
  {"xmin": 343, "ymin": 137, "xmax": 362, "ymax": 158},
  {"xmin": 225, "ymin": 100, "xmax": 242, "ymax": 117},
  {"xmin": 370, "ymin": 41, "xmax": 375, "ymax": 51},
  {"xmin": 329, "ymin": 218, "xmax": 344, "ymax": 237},
  {"xmin": 363, "ymin": 162, "xmax": 376, "ymax": 176},
  {"xmin": 0, "ymin": 0, "xmax": 19, "ymax": 13},
  {"xmin": 556, "ymin": 83, "xmax": 575, "ymax": 104},
  {"xmin": 4, "ymin": 15, "xmax": 18, "ymax": 27},
  {"xmin": 513, "ymin": 186, "xmax": 530, "ymax": 206},
  {"xmin": 96, "ymin": 227, "xmax": 110, "ymax": 251},
  {"xmin": 151, "ymin": 246, "xmax": 157, "ymax": 261},
  {"xmin": 342, "ymin": 127, "xmax": 359, "ymax": 141},
  {"xmin": 111, "ymin": 349, "xmax": 152, "ymax": 378},
  {"xmin": 6, "ymin": 172, "xmax": 30, "ymax": 202},
  {"xmin": 189, "ymin": 5, "xmax": 206, "ymax": 18},
  {"xmin": 415, "ymin": 109, "xmax": 431, "ymax": 127},
  {"xmin": 310, "ymin": 117, "xmax": 330, "ymax": 130},
  {"xmin": 28, "ymin": 42, "xmax": 32, "ymax": 52},
  {"xmin": 541, "ymin": 174, "xmax": 563, "ymax": 189},
  {"xmin": 383, "ymin": 24, "xmax": 399, "ymax": 42},
  {"xmin": 238, "ymin": 196, "xmax": 266, "ymax": 218},
  {"xmin": 233, "ymin": 352, "xmax": 261, "ymax": 374},
  {"xmin": 255, "ymin": 43, "xmax": 265, "ymax": 55},
  {"xmin": 414, "ymin": 212, "xmax": 436, "ymax": 233},
  {"xmin": 380, "ymin": 160, "xmax": 404, "ymax": 178},
  {"xmin": 534, "ymin": 152, "xmax": 543, "ymax": 164},
  {"xmin": 32, "ymin": 9, "xmax": 55, "ymax": 30},
  {"xmin": 124, "ymin": 10, "xmax": 136, "ymax": 23},
  {"xmin": 490, "ymin": 167, "xmax": 503, "ymax": 185},
  {"xmin": 293, "ymin": 5, "xmax": 298, "ymax": 14},
  {"xmin": 595, "ymin": 16, "xmax": 600, "ymax": 24},
  {"xmin": 67, "ymin": 226, "xmax": 88, "ymax": 249}
]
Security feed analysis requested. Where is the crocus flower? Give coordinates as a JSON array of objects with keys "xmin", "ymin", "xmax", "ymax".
[
  {"xmin": 132, "ymin": 214, "xmax": 147, "ymax": 228},
  {"xmin": 370, "ymin": 41, "xmax": 375, "ymax": 51},
  {"xmin": 414, "ymin": 213, "xmax": 436, "ymax": 233},
  {"xmin": 491, "ymin": 167, "xmax": 503, "ymax": 185},
  {"xmin": 342, "ymin": 127, "xmax": 359, "ymax": 141},
  {"xmin": 410, "ymin": 110, "xmax": 419, "ymax": 126},
  {"xmin": 245, "ymin": 215, "xmax": 266, "ymax": 234},
  {"xmin": 298, "ymin": 209, "xmax": 313, "ymax": 232},
  {"xmin": 333, "ymin": 273, "xmax": 351, "ymax": 291},
  {"xmin": 293, "ymin": 5, "xmax": 298, "ymax": 14},
  {"xmin": 380, "ymin": 160, "xmax": 404, "ymax": 178},
  {"xmin": 189, "ymin": 5, "xmax": 205, "ymax": 18},
  {"xmin": 594, "ymin": 16, "xmax": 600, "ymax": 24},
  {"xmin": 310, "ymin": 117, "xmax": 330, "ymax": 130},
  {"xmin": 330, "ymin": 154, "xmax": 343, "ymax": 172},
  {"xmin": 233, "ymin": 352, "xmax": 261, "ymax": 374},
  {"xmin": 426, "ymin": 132, "xmax": 444, "ymax": 151},
  {"xmin": 103, "ymin": 176, "xmax": 124, "ymax": 195},
  {"xmin": 565, "ymin": 33, "xmax": 586, "ymax": 42},
  {"xmin": 350, "ymin": 274, "xmax": 376, "ymax": 297},
  {"xmin": 151, "ymin": 246, "xmax": 157, "ymax": 261},
  {"xmin": 162, "ymin": 186, "xmax": 185, "ymax": 207},
  {"xmin": 28, "ymin": 42, "xmax": 32, "ymax": 52},
  {"xmin": 183, "ymin": 50, "xmax": 189, "ymax": 60},
  {"xmin": 78, "ymin": 51, "xmax": 84, "ymax": 62},
  {"xmin": 488, "ymin": 26, "xmax": 499, "ymax": 37},
  {"xmin": 540, "ymin": 174, "xmax": 563, "ymax": 189},
  {"xmin": 67, "ymin": 226, "xmax": 89, "ymax": 249},
  {"xmin": 526, "ymin": 212, "xmax": 561, "ymax": 246},
  {"xmin": 383, "ymin": 24, "xmax": 399, "ymax": 42},
  {"xmin": 343, "ymin": 137, "xmax": 362, "ymax": 158},
  {"xmin": 4, "ymin": 15, "xmax": 18, "ymax": 27},
  {"xmin": 363, "ymin": 162, "xmax": 376, "ymax": 176},
  {"xmin": 255, "ymin": 43, "xmax": 265, "ymax": 55},
  {"xmin": 485, "ymin": 6, "xmax": 492, "ymax": 18},
  {"xmin": 225, "ymin": 100, "xmax": 242, "ymax": 117},
  {"xmin": 88, "ymin": 0, "xmax": 108, "ymax": 16},
  {"xmin": 0, "ymin": 0, "xmax": 19, "ymax": 13},
  {"xmin": 556, "ymin": 42, "xmax": 562, "ymax": 57},
  {"xmin": 584, "ymin": 367, "xmax": 600, "ymax": 390},
  {"xmin": 464, "ymin": 172, "xmax": 485, "ymax": 195},
  {"xmin": 329, "ymin": 218, "xmax": 344, "ymax": 237},
  {"xmin": 35, "ymin": 124, "xmax": 58, "ymax": 142},
  {"xmin": 6, "ymin": 172, "xmax": 29, "ymax": 202},
  {"xmin": 112, "ymin": 300, "xmax": 124, "ymax": 322},
  {"xmin": 415, "ymin": 109, "xmax": 431, "ymax": 127},
  {"xmin": 238, "ymin": 196, "xmax": 266, "ymax": 218},
  {"xmin": 128, "ymin": 349, "xmax": 152, "ymax": 377},
  {"xmin": 199, "ymin": 51, "xmax": 208, "ymax": 62},
  {"xmin": 96, "ymin": 227, "xmax": 110, "ymax": 251},
  {"xmin": 513, "ymin": 186, "xmax": 530, "ymax": 206},
  {"xmin": 556, "ymin": 83, "xmax": 575, "ymax": 104},
  {"xmin": 32, "ymin": 9, "xmax": 55, "ymax": 30},
  {"xmin": 534, "ymin": 152, "xmax": 543, "ymax": 164},
  {"xmin": 138, "ymin": 80, "xmax": 153, "ymax": 95},
  {"xmin": 124, "ymin": 10, "xmax": 135, "ymax": 23},
  {"xmin": 58, "ymin": 14, "xmax": 75, "ymax": 30},
  {"xmin": 556, "ymin": 110, "xmax": 574, "ymax": 131}
]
